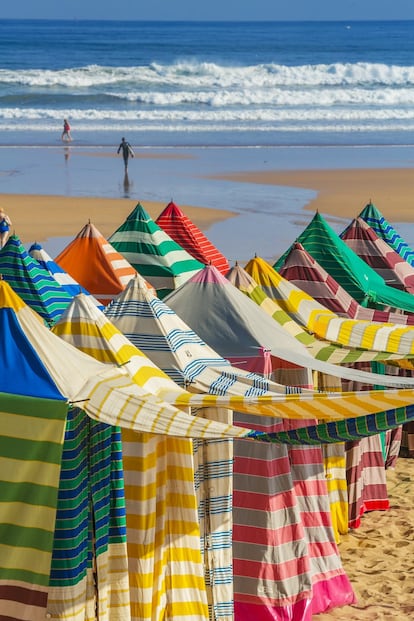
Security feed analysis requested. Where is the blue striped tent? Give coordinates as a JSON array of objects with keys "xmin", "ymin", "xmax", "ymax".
[
  {"xmin": 0, "ymin": 234, "xmax": 73, "ymax": 324},
  {"xmin": 28, "ymin": 241, "xmax": 104, "ymax": 309}
]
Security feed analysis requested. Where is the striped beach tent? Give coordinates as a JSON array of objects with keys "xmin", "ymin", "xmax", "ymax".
[
  {"xmin": 226, "ymin": 262, "xmax": 409, "ymax": 368},
  {"xmin": 108, "ymin": 202, "xmax": 204, "ymax": 298},
  {"xmin": 360, "ymin": 201, "xmax": 414, "ymax": 267},
  {"xmin": 246, "ymin": 255, "xmax": 414, "ymax": 358},
  {"xmin": 29, "ymin": 241, "xmax": 103, "ymax": 307},
  {"xmin": 245, "ymin": 256, "xmax": 408, "ymax": 530},
  {"xmin": 165, "ymin": 265, "xmax": 414, "ymax": 388},
  {"xmin": 0, "ymin": 281, "xmax": 279, "ymax": 621},
  {"xmin": 103, "ymin": 274, "xmax": 351, "ymax": 618},
  {"xmin": 340, "ymin": 217, "xmax": 414, "ymax": 293},
  {"xmin": 55, "ymin": 221, "xmax": 140, "ymax": 306},
  {"xmin": 227, "ymin": 263, "xmax": 350, "ymax": 539},
  {"xmin": 0, "ymin": 281, "xmax": 131, "ymax": 621},
  {"xmin": 0, "ymin": 234, "xmax": 73, "ymax": 325},
  {"xmin": 274, "ymin": 211, "xmax": 414, "ymax": 313},
  {"xmin": 164, "ymin": 266, "xmax": 358, "ymax": 616},
  {"xmin": 278, "ymin": 242, "xmax": 414, "ymax": 325},
  {"xmin": 156, "ymin": 200, "xmax": 230, "ymax": 274}
]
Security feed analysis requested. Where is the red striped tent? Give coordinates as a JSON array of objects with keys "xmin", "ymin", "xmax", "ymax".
[
  {"xmin": 278, "ymin": 242, "xmax": 414, "ymax": 325},
  {"xmin": 156, "ymin": 200, "xmax": 230, "ymax": 274},
  {"xmin": 340, "ymin": 217, "xmax": 414, "ymax": 294},
  {"xmin": 166, "ymin": 265, "xmax": 356, "ymax": 617},
  {"xmin": 276, "ymin": 244, "xmax": 407, "ymax": 528},
  {"xmin": 55, "ymin": 221, "xmax": 150, "ymax": 305}
]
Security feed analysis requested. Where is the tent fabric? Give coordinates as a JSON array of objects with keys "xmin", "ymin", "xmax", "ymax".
[
  {"xmin": 29, "ymin": 241, "xmax": 104, "ymax": 308},
  {"xmin": 278, "ymin": 241, "xmax": 414, "ymax": 325},
  {"xmin": 156, "ymin": 200, "xmax": 230, "ymax": 274},
  {"xmin": 227, "ymin": 263, "xmax": 406, "ymax": 367},
  {"xmin": 0, "ymin": 234, "xmax": 73, "ymax": 325},
  {"xmin": 104, "ymin": 274, "xmax": 329, "ymax": 618},
  {"xmin": 274, "ymin": 211, "xmax": 414, "ymax": 312},
  {"xmin": 108, "ymin": 202, "xmax": 204, "ymax": 298},
  {"xmin": 0, "ymin": 393, "xmax": 68, "ymax": 621},
  {"xmin": 55, "ymin": 221, "xmax": 139, "ymax": 305},
  {"xmin": 52, "ymin": 294, "xmax": 214, "ymax": 621},
  {"xmin": 165, "ymin": 264, "xmax": 414, "ymax": 388},
  {"xmin": 47, "ymin": 408, "xmax": 131, "ymax": 621},
  {"xmin": 163, "ymin": 266, "xmax": 356, "ymax": 616},
  {"xmin": 245, "ymin": 255, "xmax": 414, "ymax": 359},
  {"xmin": 340, "ymin": 217, "xmax": 414, "ymax": 293},
  {"xmin": 360, "ymin": 202, "xmax": 414, "ymax": 267}
]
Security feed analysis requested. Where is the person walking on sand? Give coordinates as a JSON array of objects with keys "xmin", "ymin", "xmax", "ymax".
[
  {"xmin": 61, "ymin": 119, "xmax": 72, "ymax": 142},
  {"xmin": 0, "ymin": 208, "xmax": 12, "ymax": 248},
  {"xmin": 117, "ymin": 137, "xmax": 134, "ymax": 171}
]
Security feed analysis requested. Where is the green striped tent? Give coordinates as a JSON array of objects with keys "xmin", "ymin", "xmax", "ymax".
[
  {"xmin": 274, "ymin": 211, "xmax": 414, "ymax": 312},
  {"xmin": 0, "ymin": 234, "xmax": 73, "ymax": 325},
  {"xmin": 109, "ymin": 202, "xmax": 204, "ymax": 298}
]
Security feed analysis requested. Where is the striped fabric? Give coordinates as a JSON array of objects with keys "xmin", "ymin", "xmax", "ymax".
[
  {"xmin": 340, "ymin": 217, "xmax": 414, "ymax": 293},
  {"xmin": 227, "ymin": 263, "xmax": 407, "ymax": 366},
  {"xmin": 55, "ymin": 221, "xmax": 139, "ymax": 305},
  {"xmin": 245, "ymin": 255, "xmax": 414, "ymax": 359},
  {"xmin": 108, "ymin": 202, "xmax": 204, "ymax": 298},
  {"xmin": 105, "ymin": 276, "xmax": 235, "ymax": 620},
  {"xmin": 0, "ymin": 234, "xmax": 73, "ymax": 325},
  {"xmin": 52, "ymin": 297, "xmax": 212, "ymax": 621},
  {"xmin": 156, "ymin": 201, "xmax": 230, "ymax": 274},
  {"xmin": 274, "ymin": 211, "xmax": 414, "ymax": 312},
  {"xmin": 278, "ymin": 242, "xmax": 414, "ymax": 325},
  {"xmin": 29, "ymin": 241, "xmax": 104, "ymax": 308},
  {"xmin": 0, "ymin": 394, "xmax": 68, "ymax": 621},
  {"xmin": 360, "ymin": 202, "xmax": 414, "ymax": 267},
  {"xmin": 47, "ymin": 407, "xmax": 131, "ymax": 621},
  {"xmin": 163, "ymin": 266, "xmax": 357, "ymax": 616}
]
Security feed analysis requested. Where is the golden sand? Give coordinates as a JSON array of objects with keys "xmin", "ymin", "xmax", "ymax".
[{"xmin": 0, "ymin": 193, "xmax": 235, "ymax": 245}]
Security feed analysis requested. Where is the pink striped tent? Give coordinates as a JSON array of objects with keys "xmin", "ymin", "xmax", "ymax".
[
  {"xmin": 166, "ymin": 265, "xmax": 356, "ymax": 617},
  {"xmin": 276, "ymin": 244, "xmax": 407, "ymax": 527},
  {"xmin": 278, "ymin": 242, "xmax": 414, "ymax": 325},
  {"xmin": 156, "ymin": 200, "xmax": 230, "ymax": 274},
  {"xmin": 340, "ymin": 217, "xmax": 414, "ymax": 294}
]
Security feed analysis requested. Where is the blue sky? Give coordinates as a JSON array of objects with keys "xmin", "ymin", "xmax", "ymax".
[{"xmin": 1, "ymin": 1, "xmax": 414, "ymax": 21}]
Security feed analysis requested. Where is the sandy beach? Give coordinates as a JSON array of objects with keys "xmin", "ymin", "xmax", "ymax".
[
  {"xmin": 1, "ymin": 145, "xmax": 414, "ymax": 618},
  {"xmin": 2, "ymin": 145, "xmax": 414, "ymax": 262},
  {"xmin": 318, "ymin": 457, "xmax": 414, "ymax": 621}
]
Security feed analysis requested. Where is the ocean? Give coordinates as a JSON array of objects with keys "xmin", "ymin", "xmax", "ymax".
[{"xmin": 2, "ymin": 19, "xmax": 414, "ymax": 147}]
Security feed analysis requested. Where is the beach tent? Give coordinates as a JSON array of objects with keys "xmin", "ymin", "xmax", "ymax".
[
  {"xmin": 155, "ymin": 200, "xmax": 230, "ymax": 274},
  {"xmin": 0, "ymin": 234, "xmax": 73, "ymax": 325},
  {"xmin": 54, "ymin": 221, "xmax": 140, "ymax": 305},
  {"xmin": 245, "ymin": 254, "xmax": 414, "ymax": 358},
  {"xmin": 274, "ymin": 211, "xmax": 414, "ymax": 313},
  {"xmin": 29, "ymin": 241, "xmax": 103, "ymax": 307},
  {"xmin": 0, "ymin": 281, "xmax": 132, "ymax": 621},
  {"xmin": 340, "ymin": 217, "xmax": 414, "ymax": 293},
  {"xmin": 164, "ymin": 265, "xmax": 360, "ymax": 616},
  {"xmin": 0, "ymin": 281, "xmax": 269, "ymax": 621},
  {"xmin": 278, "ymin": 241, "xmax": 414, "ymax": 325},
  {"xmin": 164, "ymin": 264, "xmax": 414, "ymax": 388},
  {"xmin": 360, "ymin": 201, "xmax": 414, "ymax": 267},
  {"xmin": 244, "ymin": 256, "xmax": 407, "ymax": 530},
  {"xmin": 104, "ymin": 274, "xmax": 354, "ymax": 618},
  {"xmin": 108, "ymin": 202, "xmax": 204, "ymax": 298},
  {"xmin": 226, "ymin": 261, "xmax": 409, "ymax": 369}
]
